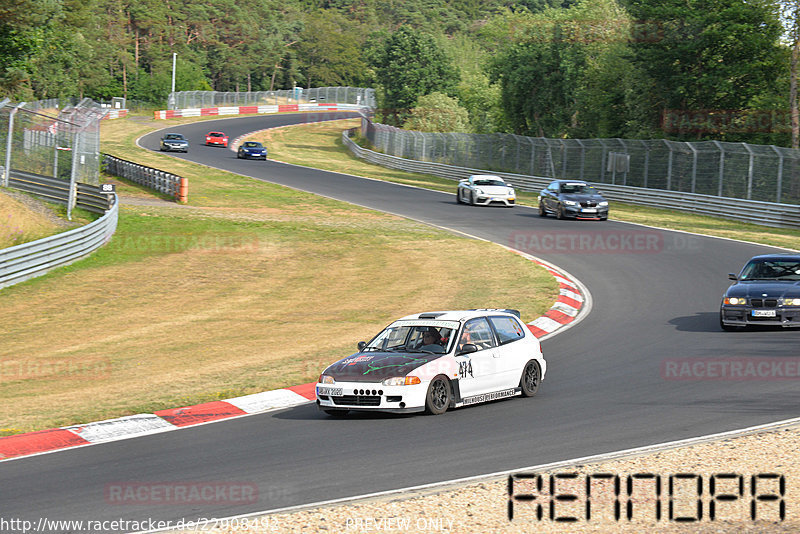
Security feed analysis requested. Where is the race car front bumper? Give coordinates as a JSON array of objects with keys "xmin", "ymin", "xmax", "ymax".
[{"xmin": 315, "ymin": 381, "xmax": 429, "ymax": 413}]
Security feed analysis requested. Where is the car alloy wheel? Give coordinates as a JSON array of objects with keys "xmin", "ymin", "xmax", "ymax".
[
  {"xmin": 425, "ymin": 376, "xmax": 451, "ymax": 415},
  {"xmin": 539, "ymin": 201, "xmax": 547, "ymax": 217},
  {"xmin": 520, "ymin": 360, "xmax": 541, "ymax": 397},
  {"xmin": 556, "ymin": 204, "xmax": 565, "ymax": 219},
  {"xmin": 470, "ymin": 192, "xmax": 476, "ymax": 206}
]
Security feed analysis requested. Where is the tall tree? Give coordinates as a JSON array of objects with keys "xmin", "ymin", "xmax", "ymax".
[
  {"xmin": 370, "ymin": 26, "xmax": 459, "ymax": 124},
  {"xmin": 621, "ymin": 0, "xmax": 784, "ymax": 139}
]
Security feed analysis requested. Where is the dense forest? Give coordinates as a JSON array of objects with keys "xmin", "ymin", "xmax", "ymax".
[{"xmin": 1, "ymin": 0, "xmax": 796, "ymax": 145}]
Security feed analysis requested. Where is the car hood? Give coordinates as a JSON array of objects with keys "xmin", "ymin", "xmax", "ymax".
[
  {"xmin": 475, "ymin": 185, "xmax": 513, "ymax": 194},
  {"xmin": 561, "ymin": 193, "xmax": 604, "ymax": 202},
  {"xmin": 323, "ymin": 351, "xmax": 445, "ymax": 382},
  {"xmin": 725, "ymin": 280, "xmax": 800, "ymax": 298}
]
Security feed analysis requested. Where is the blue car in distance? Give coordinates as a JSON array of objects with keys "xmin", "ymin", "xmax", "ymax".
[{"xmin": 237, "ymin": 141, "xmax": 268, "ymax": 160}]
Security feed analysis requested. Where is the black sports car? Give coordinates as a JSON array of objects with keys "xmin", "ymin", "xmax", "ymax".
[
  {"xmin": 720, "ymin": 254, "xmax": 800, "ymax": 330},
  {"xmin": 538, "ymin": 180, "xmax": 608, "ymax": 220},
  {"xmin": 159, "ymin": 133, "xmax": 189, "ymax": 153},
  {"xmin": 237, "ymin": 141, "xmax": 268, "ymax": 160}
]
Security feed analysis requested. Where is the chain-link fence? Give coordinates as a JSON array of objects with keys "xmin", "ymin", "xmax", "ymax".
[
  {"xmin": 1, "ymin": 98, "xmax": 106, "ymax": 188},
  {"xmin": 169, "ymin": 87, "xmax": 376, "ymax": 110},
  {"xmin": 362, "ymin": 118, "xmax": 800, "ymax": 205}
]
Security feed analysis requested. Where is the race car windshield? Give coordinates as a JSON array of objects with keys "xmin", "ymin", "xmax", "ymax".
[
  {"xmin": 562, "ymin": 184, "xmax": 596, "ymax": 194},
  {"xmin": 243, "ymin": 142, "xmax": 262, "ymax": 148},
  {"xmin": 365, "ymin": 325, "xmax": 456, "ymax": 354},
  {"xmin": 741, "ymin": 260, "xmax": 800, "ymax": 281},
  {"xmin": 165, "ymin": 134, "xmax": 184, "ymax": 140},
  {"xmin": 474, "ymin": 179, "xmax": 506, "ymax": 187}
]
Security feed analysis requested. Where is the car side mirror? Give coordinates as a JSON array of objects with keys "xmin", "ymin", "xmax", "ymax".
[
  {"xmin": 457, "ymin": 343, "xmax": 478, "ymax": 355},
  {"xmin": 357, "ymin": 341, "xmax": 366, "ymax": 351},
  {"xmin": 728, "ymin": 273, "xmax": 738, "ymax": 281}
]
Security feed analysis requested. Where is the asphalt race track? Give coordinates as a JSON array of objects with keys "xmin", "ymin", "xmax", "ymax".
[{"xmin": 1, "ymin": 113, "xmax": 797, "ymax": 531}]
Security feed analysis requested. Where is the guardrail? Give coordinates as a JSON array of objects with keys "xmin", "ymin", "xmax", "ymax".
[
  {"xmin": 102, "ymin": 154, "xmax": 187, "ymax": 202},
  {"xmin": 7, "ymin": 170, "xmax": 114, "ymax": 214},
  {"xmin": 343, "ymin": 129, "xmax": 800, "ymax": 229},
  {"xmin": 0, "ymin": 192, "xmax": 118, "ymax": 289}
]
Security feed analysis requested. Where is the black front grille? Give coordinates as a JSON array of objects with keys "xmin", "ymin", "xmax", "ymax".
[
  {"xmin": 581, "ymin": 200, "xmax": 598, "ymax": 208},
  {"xmin": 750, "ymin": 298, "xmax": 778, "ymax": 308},
  {"xmin": 332, "ymin": 395, "xmax": 381, "ymax": 406}
]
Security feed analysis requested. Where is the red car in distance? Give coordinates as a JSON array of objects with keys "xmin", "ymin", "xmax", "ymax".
[{"xmin": 205, "ymin": 131, "xmax": 229, "ymax": 148}]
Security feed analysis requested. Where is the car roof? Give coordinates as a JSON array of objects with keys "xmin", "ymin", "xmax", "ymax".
[
  {"xmin": 396, "ymin": 309, "xmax": 522, "ymax": 322},
  {"xmin": 207, "ymin": 131, "xmax": 225, "ymax": 135},
  {"xmin": 553, "ymin": 179, "xmax": 589, "ymax": 185},
  {"xmin": 164, "ymin": 132, "xmax": 184, "ymax": 137},
  {"xmin": 469, "ymin": 174, "xmax": 504, "ymax": 180},
  {"xmin": 746, "ymin": 254, "xmax": 800, "ymax": 262}
]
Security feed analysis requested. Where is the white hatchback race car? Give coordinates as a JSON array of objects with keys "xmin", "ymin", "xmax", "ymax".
[
  {"xmin": 315, "ymin": 310, "xmax": 546, "ymax": 416},
  {"xmin": 457, "ymin": 175, "xmax": 516, "ymax": 206}
]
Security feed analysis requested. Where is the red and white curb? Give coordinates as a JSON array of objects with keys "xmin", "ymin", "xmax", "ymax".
[{"xmin": 0, "ymin": 260, "xmax": 586, "ymax": 462}]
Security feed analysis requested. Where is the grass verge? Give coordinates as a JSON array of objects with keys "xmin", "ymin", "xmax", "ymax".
[{"xmin": 0, "ymin": 116, "xmax": 559, "ymax": 435}]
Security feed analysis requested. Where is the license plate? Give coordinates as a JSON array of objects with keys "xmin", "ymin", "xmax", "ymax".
[
  {"xmin": 317, "ymin": 386, "xmax": 343, "ymax": 396},
  {"xmin": 751, "ymin": 309, "xmax": 776, "ymax": 317},
  {"xmin": 581, "ymin": 208, "xmax": 597, "ymax": 213}
]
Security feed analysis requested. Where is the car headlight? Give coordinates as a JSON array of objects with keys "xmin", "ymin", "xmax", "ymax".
[
  {"xmin": 599, "ymin": 201, "xmax": 609, "ymax": 206},
  {"xmin": 319, "ymin": 375, "xmax": 335, "ymax": 384},
  {"xmin": 724, "ymin": 297, "xmax": 747, "ymax": 305},
  {"xmin": 780, "ymin": 297, "xmax": 800, "ymax": 306},
  {"xmin": 382, "ymin": 376, "xmax": 421, "ymax": 386},
  {"xmin": 562, "ymin": 200, "xmax": 577, "ymax": 206}
]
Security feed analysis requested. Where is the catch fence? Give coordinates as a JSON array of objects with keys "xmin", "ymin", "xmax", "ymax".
[{"xmin": 361, "ymin": 118, "xmax": 800, "ymax": 205}]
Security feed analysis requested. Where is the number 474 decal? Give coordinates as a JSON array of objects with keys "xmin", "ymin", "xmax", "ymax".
[{"xmin": 459, "ymin": 360, "xmax": 473, "ymax": 379}]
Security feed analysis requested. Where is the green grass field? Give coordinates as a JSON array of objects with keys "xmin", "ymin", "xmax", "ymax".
[{"xmin": 0, "ymin": 115, "xmax": 559, "ymax": 435}]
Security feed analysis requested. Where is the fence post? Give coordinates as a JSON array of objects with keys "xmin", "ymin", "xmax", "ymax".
[
  {"xmin": 771, "ymin": 145, "xmax": 784, "ymax": 203},
  {"xmin": 743, "ymin": 143, "xmax": 755, "ymax": 200},
  {"xmin": 598, "ymin": 139, "xmax": 608, "ymax": 183},
  {"xmin": 529, "ymin": 138, "xmax": 536, "ymax": 176},
  {"xmin": 561, "ymin": 139, "xmax": 568, "ymax": 179},
  {"xmin": 664, "ymin": 139, "xmax": 673, "ymax": 190},
  {"xmin": 3, "ymin": 102, "xmax": 26, "ymax": 188},
  {"xmin": 688, "ymin": 143, "xmax": 698, "ymax": 194},
  {"xmin": 713, "ymin": 140, "xmax": 725, "ymax": 197}
]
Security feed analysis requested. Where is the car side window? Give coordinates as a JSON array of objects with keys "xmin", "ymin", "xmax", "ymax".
[
  {"xmin": 459, "ymin": 318, "xmax": 496, "ymax": 352},
  {"xmin": 489, "ymin": 316, "xmax": 526, "ymax": 345}
]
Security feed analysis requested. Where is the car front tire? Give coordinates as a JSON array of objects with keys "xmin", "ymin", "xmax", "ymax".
[
  {"xmin": 470, "ymin": 192, "xmax": 476, "ymax": 206},
  {"xmin": 425, "ymin": 376, "xmax": 451, "ymax": 415},
  {"xmin": 539, "ymin": 200, "xmax": 547, "ymax": 217},
  {"xmin": 520, "ymin": 360, "xmax": 541, "ymax": 397},
  {"xmin": 556, "ymin": 204, "xmax": 565, "ymax": 220}
]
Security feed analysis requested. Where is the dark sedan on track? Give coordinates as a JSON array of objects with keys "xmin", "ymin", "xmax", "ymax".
[
  {"xmin": 720, "ymin": 254, "xmax": 800, "ymax": 330},
  {"xmin": 538, "ymin": 180, "xmax": 608, "ymax": 220},
  {"xmin": 237, "ymin": 141, "xmax": 268, "ymax": 160}
]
